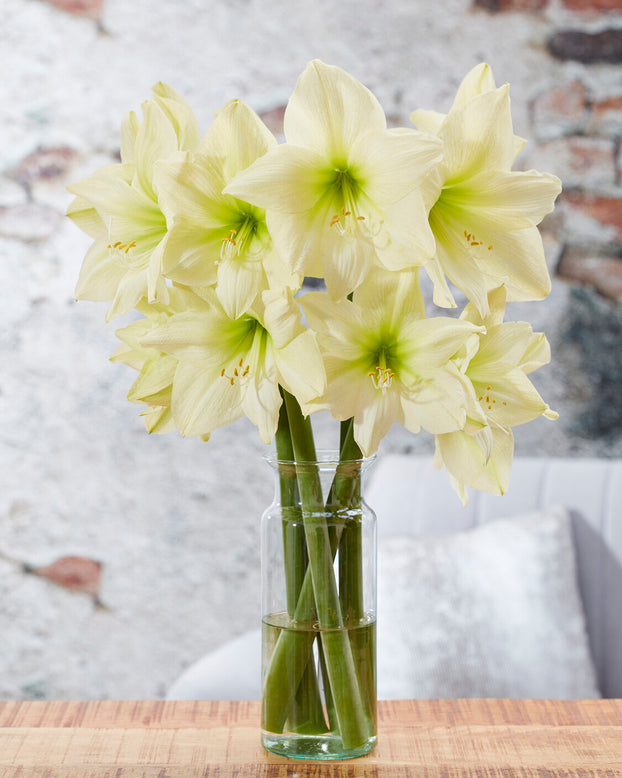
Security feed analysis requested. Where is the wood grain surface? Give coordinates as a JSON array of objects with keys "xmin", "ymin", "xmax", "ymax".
[{"xmin": 0, "ymin": 699, "xmax": 620, "ymax": 777}]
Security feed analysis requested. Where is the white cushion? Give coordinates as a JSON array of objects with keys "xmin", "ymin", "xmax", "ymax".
[
  {"xmin": 167, "ymin": 630, "xmax": 261, "ymax": 700},
  {"xmin": 377, "ymin": 505, "xmax": 600, "ymax": 699}
]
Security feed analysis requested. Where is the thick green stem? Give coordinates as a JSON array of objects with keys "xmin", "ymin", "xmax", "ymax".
[
  {"xmin": 282, "ymin": 392, "xmax": 372, "ymax": 749},
  {"xmin": 273, "ymin": 395, "xmax": 327, "ymax": 735}
]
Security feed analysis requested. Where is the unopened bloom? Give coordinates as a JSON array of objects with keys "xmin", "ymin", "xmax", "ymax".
[
  {"xmin": 300, "ymin": 269, "xmax": 484, "ymax": 456},
  {"xmin": 154, "ymin": 99, "xmax": 299, "ymax": 319},
  {"xmin": 142, "ymin": 286, "xmax": 326, "ymax": 443},
  {"xmin": 225, "ymin": 60, "xmax": 442, "ymax": 300},
  {"xmin": 68, "ymin": 83, "xmax": 200, "ymax": 320},
  {"xmin": 411, "ymin": 63, "xmax": 562, "ymax": 317},
  {"xmin": 435, "ymin": 286, "xmax": 557, "ymax": 503}
]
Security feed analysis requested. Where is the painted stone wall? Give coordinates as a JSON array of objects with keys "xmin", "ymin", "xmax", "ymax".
[{"xmin": 1, "ymin": 0, "xmax": 621, "ymax": 700}]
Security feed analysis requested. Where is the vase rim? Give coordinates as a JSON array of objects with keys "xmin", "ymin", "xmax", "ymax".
[{"xmin": 264, "ymin": 448, "xmax": 376, "ymax": 467}]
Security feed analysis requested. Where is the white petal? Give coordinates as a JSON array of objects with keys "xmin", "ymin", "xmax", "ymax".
[
  {"xmin": 354, "ymin": 384, "xmax": 401, "ymax": 457},
  {"xmin": 284, "ymin": 59, "xmax": 386, "ymax": 156},
  {"xmin": 354, "ymin": 129, "xmax": 442, "ymax": 206},
  {"xmin": 436, "ymin": 422, "xmax": 514, "ymax": 496},
  {"xmin": 200, "ymin": 99, "xmax": 276, "ymax": 179},
  {"xmin": 275, "ymin": 331, "xmax": 326, "ymax": 403},
  {"xmin": 134, "ymin": 100, "xmax": 180, "ymax": 200},
  {"xmin": 450, "ymin": 168, "xmax": 562, "ymax": 229},
  {"xmin": 75, "ymin": 241, "xmax": 126, "ymax": 302},
  {"xmin": 409, "ymin": 109, "xmax": 446, "ymax": 135},
  {"xmin": 261, "ymin": 286, "xmax": 305, "ymax": 348},
  {"xmin": 217, "ymin": 257, "xmax": 263, "ymax": 319},
  {"xmin": 224, "ymin": 144, "xmax": 329, "ymax": 214},
  {"xmin": 440, "ymin": 85, "xmax": 515, "ymax": 178},
  {"xmin": 173, "ymin": 361, "xmax": 242, "ymax": 437},
  {"xmin": 152, "ymin": 82, "xmax": 201, "ymax": 152},
  {"xmin": 451, "ymin": 62, "xmax": 497, "ymax": 109}
]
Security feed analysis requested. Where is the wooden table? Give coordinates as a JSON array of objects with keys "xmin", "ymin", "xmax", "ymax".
[{"xmin": 0, "ymin": 699, "xmax": 621, "ymax": 776}]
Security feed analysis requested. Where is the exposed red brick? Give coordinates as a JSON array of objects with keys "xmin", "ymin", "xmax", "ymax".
[
  {"xmin": 567, "ymin": 138, "xmax": 615, "ymax": 184},
  {"xmin": 42, "ymin": 0, "xmax": 103, "ymax": 18},
  {"xmin": 589, "ymin": 94, "xmax": 622, "ymax": 134},
  {"xmin": 29, "ymin": 556, "xmax": 102, "ymax": 597},
  {"xmin": 561, "ymin": 0, "xmax": 622, "ymax": 12},
  {"xmin": 15, "ymin": 146, "xmax": 78, "ymax": 185},
  {"xmin": 558, "ymin": 248, "xmax": 622, "ymax": 299},
  {"xmin": 563, "ymin": 192, "xmax": 622, "ymax": 237},
  {"xmin": 474, "ymin": 0, "xmax": 548, "ymax": 10},
  {"xmin": 524, "ymin": 137, "xmax": 616, "ymax": 188},
  {"xmin": 531, "ymin": 80, "xmax": 588, "ymax": 135},
  {"xmin": 595, "ymin": 96, "xmax": 622, "ymax": 114}
]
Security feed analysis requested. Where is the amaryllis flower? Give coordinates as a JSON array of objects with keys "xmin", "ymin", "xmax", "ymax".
[
  {"xmin": 300, "ymin": 269, "xmax": 483, "ymax": 456},
  {"xmin": 411, "ymin": 63, "xmax": 562, "ymax": 317},
  {"xmin": 142, "ymin": 286, "xmax": 326, "ymax": 443},
  {"xmin": 68, "ymin": 83, "xmax": 200, "ymax": 320},
  {"xmin": 225, "ymin": 60, "xmax": 442, "ymax": 300},
  {"xmin": 435, "ymin": 286, "xmax": 557, "ymax": 504},
  {"xmin": 154, "ymin": 99, "xmax": 299, "ymax": 319},
  {"xmin": 110, "ymin": 286, "xmax": 204, "ymax": 436}
]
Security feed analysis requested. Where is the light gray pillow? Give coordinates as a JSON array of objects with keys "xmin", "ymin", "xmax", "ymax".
[{"xmin": 377, "ymin": 505, "xmax": 600, "ymax": 699}]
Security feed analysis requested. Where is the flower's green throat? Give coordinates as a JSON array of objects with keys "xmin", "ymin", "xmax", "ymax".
[{"xmin": 220, "ymin": 213, "xmax": 259, "ymax": 261}]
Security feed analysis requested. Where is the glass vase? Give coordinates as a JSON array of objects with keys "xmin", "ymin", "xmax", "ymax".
[{"xmin": 260, "ymin": 452, "xmax": 377, "ymax": 760}]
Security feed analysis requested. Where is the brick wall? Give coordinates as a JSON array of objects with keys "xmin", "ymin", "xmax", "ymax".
[{"xmin": 476, "ymin": 0, "xmax": 622, "ymax": 300}]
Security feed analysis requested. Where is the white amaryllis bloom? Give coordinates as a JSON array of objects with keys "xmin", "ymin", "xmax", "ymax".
[
  {"xmin": 110, "ymin": 286, "xmax": 204, "ymax": 436},
  {"xmin": 411, "ymin": 63, "xmax": 562, "ymax": 317},
  {"xmin": 300, "ymin": 269, "xmax": 484, "ymax": 457},
  {"xmin": 154, "ymin": 100, "xmax": 299, "ymax": 319},
  {"xmin": 225, "ymin": 60, "xmax": 443, "ymax": 300},
  {"xmin": 435, "ymin": 286, "xmax": 557, "ymax": 504},
  {"xmin": 68, "ymin": 83, "xmax": 200, "ymax": 320},
  {"xmin": 141, "ymin": 286, "xmax": 326, "ymax": 443}
]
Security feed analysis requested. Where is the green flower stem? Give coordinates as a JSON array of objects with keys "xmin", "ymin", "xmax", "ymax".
[
  {"xmin": 274, "ymin": 395, "xmax": 328, "ymax": 735},
  {"xmin": 282, "ymin": 391, "xmax": 372, "ymax": 749},
  {"xmin": 336, "ymin": 421, "xmax": 376, "ymax": 730},
  {"xmin": 274, "ymin": 397, "xmax": 304, "ymax": 619}
]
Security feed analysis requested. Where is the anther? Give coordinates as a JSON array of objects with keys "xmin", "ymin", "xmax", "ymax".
[
  {"xmin": 369, "ymin": 365, "xmax": 394, "ymax": 392},
  {"xmin": 464, "ymin": 230, "xmax": 492, "ymax": 252},
  {"xmin": 221, "ymin": 362, "xmax": 251, "ymax": 385},
  {"xmin": 108, "ymin": 240, "xmax": 137, "ymax": 254}
]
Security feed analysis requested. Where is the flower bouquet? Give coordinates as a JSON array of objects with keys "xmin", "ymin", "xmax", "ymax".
[{"xmin": 68, "ymin": 60, "xmax": 560, "ymax": 760}]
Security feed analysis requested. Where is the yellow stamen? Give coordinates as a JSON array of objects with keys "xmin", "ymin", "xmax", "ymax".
[
  {"xmin": 369, "ymin": 365, "xmax": 394, "ymax": 392},
  {"xmin": 221, "ymin": 361, "xmax": 251, "ymax": 386},
  {"xmin": 464, "ymin": 229, "xmax": 492, "ymax": 252},
  {"xmin": 220, "ymin": 217, "xmax": 259, "ymax": 262},
  {"xmin": 108, "ymin": 240, "xmax": 137, "ymax": 254}
]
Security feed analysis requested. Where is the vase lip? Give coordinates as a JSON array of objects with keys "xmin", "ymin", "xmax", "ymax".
[{"xmin": 264, "ymin": 448, "xmax": 376, "ymax": 467}]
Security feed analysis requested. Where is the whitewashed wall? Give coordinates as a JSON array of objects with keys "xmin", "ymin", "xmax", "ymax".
[{"xmin": 1, "ymin": 0, "xmax": 621, "ymax": 700}]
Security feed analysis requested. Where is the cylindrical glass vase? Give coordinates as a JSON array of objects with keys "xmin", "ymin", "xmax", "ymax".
[{"xmin": 260, "ymin": 452, "xmax": 377, "ymax": 760}]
